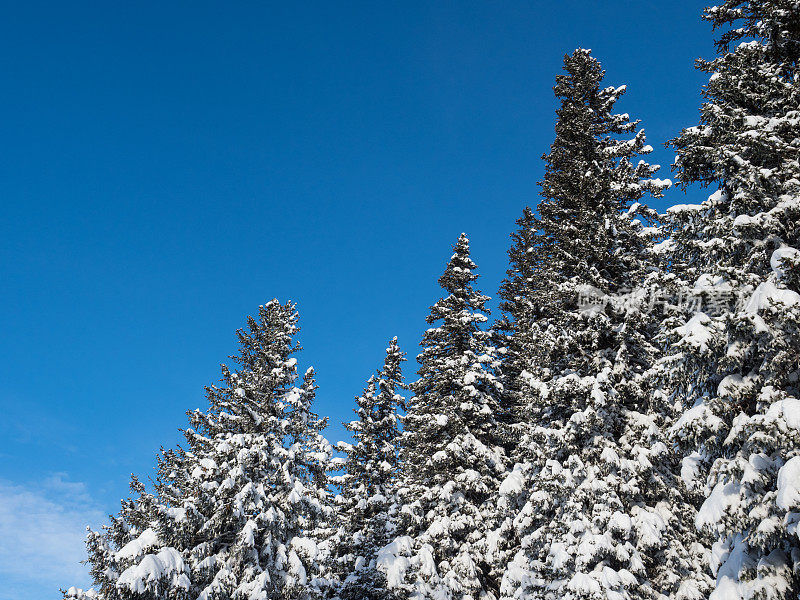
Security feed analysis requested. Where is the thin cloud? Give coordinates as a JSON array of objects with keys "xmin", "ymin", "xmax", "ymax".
[{"xmin": 0, "ymin": 475, "xmax": 105, "ymax": 600}]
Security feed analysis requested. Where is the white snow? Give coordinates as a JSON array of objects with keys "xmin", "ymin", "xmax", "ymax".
[
  {"xmin": 697, "ymin": 481, "xmax": 741, "ymax": 529},
  {"xmin": 652, "ymin": 237, "xmax": 675, "ymax": 254},
  {"xmin": 117, "ymin": 548, "xmax": 189, "ymax": 593},
  {"xmin": 764, "ymin": 398, "xmax": 800, "ymax": 431},
  {"xmin": 667, "ymin": 203, "xmax": 704, "ymax": 214},
  {"xmin": 632, "ymin": 508, "xmax": 666, "ymax": 548},
  {"xmin": 291, "ymin": 536, "xmax": 320, "ymax": 560},
  {"xmin": 116, "ymin": 528, "xmax": 159, "ymax": 560},
  {"xmin": 431, "ymin": 450, "xmax": 448, "ymax": 463},
  {"xmin": 708, "ymin": 189, "xmax": 726, "ymax": 203},
  {"xmin": 776, "ymin": 457, "xmax": 800, "ymax": 510},
  {"xmin": 742, "ymin": 281, "xmax": 800, "ymax": 314},
  {"xmin": 681, "ymin": 452, "xmax": 703, "ymax": 485},
  {"xmin": 675, "ymin": 313, "xmax": 715, "ymax": 351},
  {"xmin": 499, "ymin": 466, "xmax": 525, "ymax": 495},
  {"xmin": 770, "ymin": 246, "xmax": 800, "ymax": 278},
  {"xmin": 568, "ymin": 572, "xmax": 601, "ymax": 595},
  {"xmin": 376, "ymin": 536, "xmax": 413, "ymax": 588},
  {"xmin": 717, "ymin": 374, "xmax": 752, "ymax": 397},
  {"xmin": 692, "ymin": 273, "xmax": 732, "ymax": 294}
]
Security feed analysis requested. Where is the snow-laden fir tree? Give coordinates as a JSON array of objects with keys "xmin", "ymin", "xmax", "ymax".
[
  {"xmin": 495, "ymin": 49, "xmax": 711, "ymax": 600},
  {"xmin": 331, "ymin": 337, "xmax": 406, "ymax": 600},
  {"xmin": 661, "ymin": 2, "xmax": 800, "ymax": 598},
  {"xmin": 378, "ymin": 233, "xmax": 508, "ymax": 600},
  {"xmin": 64, "ymin": 300, "xmax": 335, "ymax": 600},
  {"xmin": 495, "ymin": 206, "xmax": 540, "ymax": 436}
]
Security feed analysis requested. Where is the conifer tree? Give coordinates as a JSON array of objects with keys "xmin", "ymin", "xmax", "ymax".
[
  {"xmin": 379, "ymin": 234, "xmax": 507, "ymax": 600},
  {"xmin": 662, "ymin": 3, "xmax": 800, "ymax": 598},
  {"xmin": 496, "ymin": 49, "xmax": 710, "ymax": 600},
  {"xmin": 64, "ymin": 301, "xmax": 335, "ymax": 600},
  {"xmin": 331, "ymin": 337, "xmax": 406, "ymax": 600},
  {"xmin": 496, "ymin": 206, "xmax": 540, "ymax": 430}
]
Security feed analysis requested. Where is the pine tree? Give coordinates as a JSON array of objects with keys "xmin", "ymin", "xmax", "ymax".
[
  {"xmin": 331, "ymin": 338, "xmax": 406, "ymax": 600},
  {"xmin": 378, "ymin": 233, "xmax": 508, "ymax": 600},
  {"xmin": 496, "ymin": 206, "xmax": 540, "ymax": 432},
  {"xmin": 496, "ymin": 49, "xmax": 710, "ymax": 600},
  {"xmin": 664, "ymin": 3, "xmax": 800, "ymax": 598},
  {"xmin": 64, "ymin": 300, "xmax": 335, "ymax": 600}
]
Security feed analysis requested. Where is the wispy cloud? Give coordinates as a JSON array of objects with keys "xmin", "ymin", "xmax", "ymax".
[{"xmin": 0, "ymin": 474, "xmax": 105, "ymax": 600}]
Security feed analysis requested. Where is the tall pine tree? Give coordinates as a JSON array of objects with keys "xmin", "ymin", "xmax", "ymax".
[
  {"xmin": 65, "ymin": 301, "xmax": 335, "ymax": 600},
  {"xmin": 496, "ymin": 206, "xmax": 540, "ymax": 434},
  {"xmin": 496, "ymin": 49, "xmax": 710, "ymax": 600},
  {"xmin": 379, "ymin": 233, "xmax": 508, "ymax": 600},
  {"xmin": 663, "ymin": 2, "xmax": 800, "ymax": 598},
  {"xmin": 331, "ymin": 337, "xmax": 406, "ymax": 600}
]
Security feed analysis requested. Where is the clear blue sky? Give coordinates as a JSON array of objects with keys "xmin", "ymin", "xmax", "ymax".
[{"xmin": 0, "ymin": 1, "xmax": 713, "ymax": 597}]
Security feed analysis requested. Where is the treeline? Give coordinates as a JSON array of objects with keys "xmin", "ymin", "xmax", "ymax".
[{"xmin": 65, "ymin": 2, "xmax": 800, "ymax": 600}]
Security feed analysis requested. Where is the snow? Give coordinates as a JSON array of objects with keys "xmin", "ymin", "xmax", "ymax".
[
  {"xmin": 431, "ymin": 450, "xmax": 448, "ymax": 463},
  {"xmin": 376, "ymin": 536, "xmax": 413, "ymax": 588},
  {"xmin": 288, "ymin": 550, "xmax": 307, "ymax": 586},
  {"xmin": 776, "ymin": 457, "xmax": 800, "ymax": 510},
  {"xmin": 116, "ymin": 527, "xmax": 159, "ymax": 560},
  {"xmin": 764, "ymin": 398, "xmax": 800, "ymax": 431},
  {"xmin": 117, "ymin": 548, "xmax": 189, "ymax": 593},
  {"xmin": 770, "ymin": 246, "xmax": 800, "ymax": 278},
  {"xmin": 568, "ymin": 572, "xmax": 601, "ymax": 595},
  {"xmin": 707, "ymin": 189, "xmax": 725, "ymax": 203},
  {"xmin": 292, "ymin": 535, "xmax": 320, "ymax": 560},
  {"xmin": 632, "ymin": 508, "xmax": 666, "ymax": 548},
  {"xmin": 549, "ymin": 542, "xmax": 570, "ymax": 569},
  {"xmin": 681, "ymin": 452, "xmax": 703, "ymax": 485},
  {"xmin": 417, "ymin": 544, "xmax": 438, "ymax": 577},
  {"xmin": 199, "ymin": 458, "xmax": 217, "ymax": 470},
  {"xmin": 165, "ymin": 507, "xmax": 187, "ymax": 521},
  {"xmin": 601, "ymin": 447, "xmax": 620, "ymax": 466},
  {"xmin": 652, "ymin": 237, "xmax": 675, "ymax": 254},
  {"xmin": 742, "ymin": 281, "xmax": 800, "ymax": 314},
  {"xmin": 717, "ymin": 374, "xmax": 752, "ymax": 397},
  {"xmin": 65, "ymin": 589, "xmax": 98, "ymax": 599},
  {"xmin": 675, "ymin": 313, "xmax": 715, "ymax": 351},
  {"xmin": 667, "ymin": 203, "xmax": 704, "ymax": 214},
  {"xmin": 697, "ymin": 481, "xmax": 741, "ymax": 529},
  {"xmin": 608, "ymin": 511, "xmax": 632, "ymax": 534},
  {"xmin": 709, "ymin": 536, "xmax": 748, "ymax": 600},
  {"xmin": 499, "ymin": 466, "xmax": 525, "ymax": 495}
]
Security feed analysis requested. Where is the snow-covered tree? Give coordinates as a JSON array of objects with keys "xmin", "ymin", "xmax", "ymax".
[
  {"xmin": 379, "ymin": 233, "xmax": 508, "ymax": 600},
  {"xmin": 496, "ymin": 206, "xmax": 540, "ymax": 434},
  {"xmin": 663, "ymin": 3, "xmax": 800, "ymax": 598},
  {"xmin": 64, "ymin": 300, "xmax": 335, "ymax": 600},
  {"xmin": 496, "ymin": 49, "xmax": 710, "ymax": 600},
  {"xmin": 331, "ymin": 337, "xmax": 406, "ymax": 600}
]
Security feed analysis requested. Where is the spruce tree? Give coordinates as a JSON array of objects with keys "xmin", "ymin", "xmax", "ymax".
[
  {"xmin": 496, "ymin": 206, "xmax": 540, "ymax": 432},
  {"xmin": 663, "ymin": 2, "xmax": 800, "ymax": 598},
  {"xmin": 64, "ymin": 300, "xmax": 335, "ymax": 600},
  {"xmin": 379, "ymin": 233, "xmax": 508, "ymax": 600},
  {"xmin": 331, "ymin": 338, "xmax": 406, "ymax": 600},
  {"xmin": 496, "ymin": 49, "xmax": 710, "ymax": 600}
]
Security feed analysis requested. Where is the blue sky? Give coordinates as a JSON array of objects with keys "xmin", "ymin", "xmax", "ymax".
[{"xmin": 0, "ymin": 1, "xmax": 713, "ymax": 597}]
